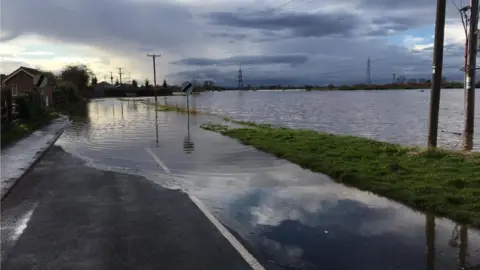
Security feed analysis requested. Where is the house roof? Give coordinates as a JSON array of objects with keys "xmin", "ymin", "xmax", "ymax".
[{"xmin": 2, "ymin": 66, "xmax": 42, "ymax": 84}]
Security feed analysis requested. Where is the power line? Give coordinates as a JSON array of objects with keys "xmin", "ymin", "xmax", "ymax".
[
  {"xmin": 238, "ymin": 64, "xmax": 244, "ymax": 89},
  {"xmin": 118, "ymin": 68, "xmax": 124, "ymax": 84},
  {"xmin": 366, "ymin": 57, "xmax": 372, "ymax": 84}
]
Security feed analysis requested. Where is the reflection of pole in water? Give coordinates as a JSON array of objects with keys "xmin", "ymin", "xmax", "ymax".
[
  {"xmin": 121, "ymin": 102, "xmax": 124, "ymax": 120},
  {"xmin": 155, "ymin": 109, "xmax": 159, "ymax": 147},
  {"xmin": 95, "ymin": 101, "xmax": 99, "ymax": 118},
  {"xmin": 183, "ymin": 110, "xmax": 195, "ymax": 154},
  {"xmin": 458, "ymin": 225, "xmax": 468, "ymax": 269},
  {"xmin": 425, "ymin": 215, "xmax": 435, "ymax": 270}
]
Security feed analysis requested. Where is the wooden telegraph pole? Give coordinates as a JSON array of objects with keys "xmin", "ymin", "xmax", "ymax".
[
  {"xmin": 464, "ymin": 0, "xmax": 478, "ymax": 150},
  {"xmin": 147, "ymin": 54, "xmax": 161, "ymax": 104},
  {"xmin": 428, "ymin": 0, "xmax": 447, "ymax": 148}
]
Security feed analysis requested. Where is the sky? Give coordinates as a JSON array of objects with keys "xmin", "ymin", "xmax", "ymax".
[{"xmin": 0, "ymin": 0, "xmax": 472, "ymax": 86}]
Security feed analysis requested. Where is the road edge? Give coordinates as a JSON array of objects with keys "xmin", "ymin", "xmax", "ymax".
[{"xmin": 1, "ymin": 116, "xmax": 71, "ymax": 201}]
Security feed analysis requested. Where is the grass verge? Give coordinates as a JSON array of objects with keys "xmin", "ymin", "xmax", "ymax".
[
  {"xmin": 201, "ymin": 123, "xmax": 480, "ymax": 227},
  {"xmin": 150, "ymin": 103, "xmax": 277, "ymax": 127},
  {"xmin": 117, "ymin": 98, "xmax": 146, "ymax": 102},
  {"xmin": 1, "ymin": 112, "xmax": 59, "ymax": 148}
]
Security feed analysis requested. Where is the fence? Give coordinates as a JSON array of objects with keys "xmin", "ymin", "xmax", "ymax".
[
  {"xmin": 1, "ymin": 88, "xmax": 60, "ymax": 129},
  {"xmin": 1, "ymin": 90, "xmax": 13, "ymax": 128}
]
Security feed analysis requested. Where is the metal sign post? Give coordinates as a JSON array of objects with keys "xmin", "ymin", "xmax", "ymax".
[{"xmin": 181, "ymin": 81, "xmax": 194, "ymax": 112}]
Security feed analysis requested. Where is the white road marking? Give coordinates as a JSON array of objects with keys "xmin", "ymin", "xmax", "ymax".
[
  {"xmin": 189, "ymin": 195, "xmax": 265, "ymax": 270},
  {"xmin": 145, "ymin": 148, "xmax": 172, "ymax": 174},
  {"xmin": 145, "ymin": 147, "xmax": 264, "ymax": 270},
  {"xmin": 13, "ymin": 203, "xmax": 38, "ymax": 241}
]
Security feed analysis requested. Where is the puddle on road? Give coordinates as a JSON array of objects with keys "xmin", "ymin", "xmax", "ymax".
[{"xmin": 56, "ymin": 98, "xmax": 480, "ymax": 270}]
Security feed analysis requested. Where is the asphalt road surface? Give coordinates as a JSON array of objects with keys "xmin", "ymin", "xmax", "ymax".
[{"xmin": 1, "ymin": 146, "xmax": 255, "ymax": 270}]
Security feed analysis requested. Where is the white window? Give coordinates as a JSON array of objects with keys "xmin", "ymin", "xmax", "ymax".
[{"xmin": 11, "ymin": 84, "xmax": 18, "ymax": 96}]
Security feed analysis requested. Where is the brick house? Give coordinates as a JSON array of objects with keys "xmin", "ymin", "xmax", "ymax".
[{"xmin": 1, "ymin": 66, "xmax": 53, "ymax": 107}]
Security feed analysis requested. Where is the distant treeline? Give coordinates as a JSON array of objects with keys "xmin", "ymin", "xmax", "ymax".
[
  {"xmin": 310, "ymin": 82, "xmax": 464, "ymax": 91},
  {"xmin": 194, "ymin": 81, "xmax": 468, "ymax": 91}
]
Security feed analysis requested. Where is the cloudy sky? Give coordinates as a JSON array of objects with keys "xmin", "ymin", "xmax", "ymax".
[{"xmin": 0, "ymin": 0, "xmax": 471, "ymax": 86}]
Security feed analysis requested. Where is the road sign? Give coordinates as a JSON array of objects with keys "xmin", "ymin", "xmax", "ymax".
[
  {"xmin": 181, "ymin": 81, "xmax": 194, "ymax": 94},
  {"xmin": 33, "ymin": 74, "xmax": 48, "ymax": 88}
]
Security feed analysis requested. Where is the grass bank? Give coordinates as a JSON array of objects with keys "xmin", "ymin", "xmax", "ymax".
[
  {"xmin": 155, "ymin": 104, "xmax": 202, "ymax": 114},
  {"xmin": 117, "ymin": 98, "xmax": 146, "ymax": 102},
  {"xmin": 1, "ymin": 111, "xmax": 59, "ymax": 148},
  {"xmin": 201, "ymin": 123, "xmax": 480, "ymax": 227}
]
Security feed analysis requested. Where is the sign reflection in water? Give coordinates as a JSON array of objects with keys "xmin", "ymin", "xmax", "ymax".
[{"xmin": 183, "ymin": 110, "xmax": 195, "ymax": 154}]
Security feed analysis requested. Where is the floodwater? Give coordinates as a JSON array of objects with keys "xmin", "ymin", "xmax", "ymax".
[
  {"xmin": 167, "ymin": 89, "xmax": 480, "ymax": 151},
  {"xmin": 56, "ymin": 98, "xmax": 480, "ymax": 270}
]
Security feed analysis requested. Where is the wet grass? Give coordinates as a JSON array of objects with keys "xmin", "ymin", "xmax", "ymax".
[
  {"xmin": 201, "ymin": 123, "xmax": 480, "ymax": 227},
  {"xmin": 1, "ymin": 112, "xmax": 59, "ymax": 148},
  {"xmin": 117, "ymin": 98, "xmax": 146, "ymax": 102},
  {"xmin": 155, "ymin": 104, "xmax": 202, "ymax": 114}
]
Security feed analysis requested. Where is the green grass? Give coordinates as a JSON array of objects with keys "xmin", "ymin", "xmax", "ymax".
[
  {"xmin": 1, "ymin": 112, "xmax": 59, "ymax": 148},
  {"xmin": 117, "ymin": 98, "xmax": 146, "ymax": 102},
  {"xmin": 201, "ymin": 123, "xmax": 480, "ymax": 227},
  {"xmin": 155, "ymin": 104, "xmax": 202, "ymax": 114}
]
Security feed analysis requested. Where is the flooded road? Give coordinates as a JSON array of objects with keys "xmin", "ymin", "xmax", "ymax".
[
  {"xmin": 55, "ymin": 98, "xmax": 480, "ymax": 270},
  {"xmin": 166, "ymin": 89, "xmax": 480, "ymax": 151}
]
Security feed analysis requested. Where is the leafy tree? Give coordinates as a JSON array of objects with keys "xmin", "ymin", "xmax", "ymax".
[
  {"xmin": 59, "ymin": 64, "xmax": 92, "ymax": 96},
  {"xmin": 39, "ymin": 69, "xmax": 58, "ymax": 86},
  {"xmin": 145, "ymin": 79, "xmax": 150, "ymax": 88},
  {"xmin": 91, "ymin": 77, "xmax": 98, "ymax": 85},
  {"xmin": 162, "ymin": 79, "xmax": 168, "ymax": 88},
  {"xmin": 132, "ymin": 79, "xmax": 138, "ymax": 88},
  {"xmin": 55, "ymin": 81, "xmax": 81, "ymax": 104},
  {"xmin": 115, "ymin": 79, "xmax": 120, "ymax": 86}
]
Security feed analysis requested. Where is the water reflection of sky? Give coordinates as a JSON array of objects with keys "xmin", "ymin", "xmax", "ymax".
[
  {"xmin": 58, "ymin": 98, "xmax": 480, "ymax": 270},
  {"xmin": 227, "ymin": 183, "xmax": 480, "ymax": 269}
]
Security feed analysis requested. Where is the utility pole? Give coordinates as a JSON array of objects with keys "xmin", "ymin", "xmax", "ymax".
[
  {"xmin": 366, "ymin": 57, "xmax": 371, "ymax": 84},
  {"xmin": 464, "ymin": 0, "xmax": 478, "ymax": 150},
  {"xmin": 427, "ymin": 0, "xmax": 447, "ymax": 148},
  {"xmin": 393, "ymin": 73, "xmax": 396, "ymax": 84},
  {"xmin": 118, "ymin": 68, "xmax": 124, "ymax": 85},
  {"xmin": 147, "ymin": 53, "xmax": 161, "ymax": 103},
  {"xmin": 238, "ymin": 64, "xmax": 244, "ymax": 90},
  {"xmin": 110, "ymin": 72, "xmax": 113, "ymax": 85}
]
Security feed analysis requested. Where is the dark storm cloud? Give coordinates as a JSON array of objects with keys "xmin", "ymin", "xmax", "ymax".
[
  {"xmin": 171, "ymin": 54, "xmax": 309, "ymax": 66},
  {"xmin": 1, "ymin": 0, "xmax": 200, "ymax": 53},
  {"xmin": 206, "ymin": 10, "xmax": 360, "ymax": 38},
  {"xmin": 204, "ymin": 32, "xmax": 248, "ymax": 39},
  {"xmin": 0, "ymin": 0, "xmax": 466, "ymax": 85},
  {"xmin": 357, "ymin": 0, "xmax": 433, "ymax": 9},
  {"xmin": 369, "ymin": 16, "xmax": 430, "ymax": 35}
]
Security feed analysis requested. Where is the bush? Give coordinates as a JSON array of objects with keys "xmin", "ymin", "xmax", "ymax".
[{"xmin": 15, "ymin": 90, "xmax": 46, "ymax": 120}]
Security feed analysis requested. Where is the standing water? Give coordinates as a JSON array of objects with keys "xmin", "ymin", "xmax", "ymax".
[
  {"xmin": 56, "ymin": 98, "xmax": 480, "ymax": 269},
  {"xmin": 166, "ymin": 89, "xmax": 480, "ymax": 151}
]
